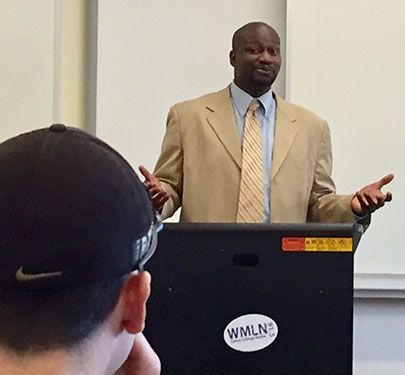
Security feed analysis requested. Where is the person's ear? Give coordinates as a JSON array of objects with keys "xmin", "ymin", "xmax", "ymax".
[
  {"xmin": 121, "ymin": 271, "xmax": 151, "ymax": 334},
  {"xmin": 229, "ymin": 50, "xmax": 235, "ymax": 67}
]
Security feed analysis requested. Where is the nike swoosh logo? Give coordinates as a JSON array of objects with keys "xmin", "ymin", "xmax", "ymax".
[{"xmin": 15, "ymin": 266, "xmax": 62, "ymax": 282}]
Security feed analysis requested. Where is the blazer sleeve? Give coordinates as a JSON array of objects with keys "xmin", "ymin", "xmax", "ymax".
[
  {"xmin": 306, "ymin": 122, "xmax": 357, "ymax": 223},
  {"xmin": 153, "ymin": 106, "xmax": 184, "ymax": 220}
]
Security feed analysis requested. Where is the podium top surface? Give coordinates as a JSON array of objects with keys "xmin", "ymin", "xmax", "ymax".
[{"xmin": 161, "ymin": 222, "xmax": 363, "ymax": 234}]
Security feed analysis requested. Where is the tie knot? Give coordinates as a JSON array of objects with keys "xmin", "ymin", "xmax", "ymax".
[{"xmin": 247, "ymin": 100, "xmax": 260, "ymax": 114}]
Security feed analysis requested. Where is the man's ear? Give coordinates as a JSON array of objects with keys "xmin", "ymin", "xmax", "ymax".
[
  {"xmin": 121, "ymin": 271, "xmax": 151, "ymax": 334},
  {"xmin": 229, "ymin": 50, "xmax": 235, "ymax": 67}
]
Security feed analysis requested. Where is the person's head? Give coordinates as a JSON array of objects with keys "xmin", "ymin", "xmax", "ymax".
[
  {"xmin": 0, "ymin": 125, "xmax": 159, "ymax": 374},
  {"xmin": 230, "ymin": 22, "xmax": 281, "ymax": 98}
]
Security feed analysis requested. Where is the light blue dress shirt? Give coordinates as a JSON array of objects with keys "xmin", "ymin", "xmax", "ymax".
[{"xmin": 230, "ymin": 82, "xmax": 276, "ymax": 223}]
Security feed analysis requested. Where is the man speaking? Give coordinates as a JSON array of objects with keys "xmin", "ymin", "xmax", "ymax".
[{"xmin": 140, "ymin": 22, "xmax": 393, "ymax": 224}]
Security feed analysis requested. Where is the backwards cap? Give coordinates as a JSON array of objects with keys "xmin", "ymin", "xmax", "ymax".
[{"xmin": 0, "ymin": 124, "xmax": 157, "ymax": 290}]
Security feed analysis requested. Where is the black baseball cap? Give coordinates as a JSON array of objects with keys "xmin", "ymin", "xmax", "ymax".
[{"xmin": 0, "ymin": 124, "xmax": 159, "ymax": 290}]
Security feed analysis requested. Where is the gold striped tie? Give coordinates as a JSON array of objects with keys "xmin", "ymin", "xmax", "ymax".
[{"xmin": 236, "ymin": 100, "xmax": 263, "ymax": 223}]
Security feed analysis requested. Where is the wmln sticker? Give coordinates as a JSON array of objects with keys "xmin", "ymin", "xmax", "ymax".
[{"xmin": 223, "ymin": 314, "xmax": 278, "ymax": 352}]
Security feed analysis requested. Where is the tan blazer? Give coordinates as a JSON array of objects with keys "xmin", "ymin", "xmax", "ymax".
[{"xmin": 154, "ymin": 87, "xmax": 355, "ymax": 223}]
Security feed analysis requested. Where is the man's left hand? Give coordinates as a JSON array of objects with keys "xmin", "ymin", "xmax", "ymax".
[{"xmin": 351, "ymin": 174, "xmax": 394, "ymax": 216}]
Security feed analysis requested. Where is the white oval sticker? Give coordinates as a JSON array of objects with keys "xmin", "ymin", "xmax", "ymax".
[{"xmin": 223, "ymin": 313, "xmax": 278, "ymax": 352}]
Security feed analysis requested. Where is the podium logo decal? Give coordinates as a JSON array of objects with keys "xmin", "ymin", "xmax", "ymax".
[{"xmin": 223, "ymin": 314, "xmax": 278, "ymax": 352}]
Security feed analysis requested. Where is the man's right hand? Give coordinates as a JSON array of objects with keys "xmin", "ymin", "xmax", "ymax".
[{"xmin": 139, "ymin": 166, "xmax": 170, "ymax": 213}]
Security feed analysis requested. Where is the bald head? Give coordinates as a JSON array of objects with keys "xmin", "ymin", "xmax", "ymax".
[
  {"xmin": 232, "ymin": 22, "xmax": 280, "ymax": 51},
  {"xmin": 230, "ymin": 22, "xmax": 281, "ymax": 97}
]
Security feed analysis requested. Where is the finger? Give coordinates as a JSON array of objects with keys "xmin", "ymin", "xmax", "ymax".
[
  {"xmin": 138, "ymin": 165, "xmax": 152, "ymax": 181},
  {"xmin": 145, "ymin": 181, "xmax": 160, "ymax": 191},
  {"xmin": 355, "ymin": 191, "xmax": 376, "ymax": 216},
  {"xmin": 151, "ymin": 191, "xmax": 170, "ymax": 203},
  {"xmin": 385, "ymin": 191, "xmax": 393, "ymax": 202},
  {"xmin": 151, "ymin": 190, "xmax": 164, "ymax": 198},
  {"xmin": 376, "ymin": 196, "xmax": 386, "ymax": 207},
  {"xmin": 158, "ymin": 192, "xmax": 170, "ymax": 203},
  {"xmin": 149, "ymin": 186, "xmax": 162, "ymax": 196},
  {"xmin": 155, "ymin": 197, "xmax": 169, "ymax": 208},
  {"xmin": 356, "ymin": 191, "xmax": 370, "ymax": 209},
  {"xmin": 374, "ymin": 173, "xmax": 394, "ymax": 189},
  {"xmin": 364, "ymin": 193, "xmax": 384, "ymax": 211},
  {"xmin": 365, "ymin": 194, "xmax": 379, "ymax": 207}
]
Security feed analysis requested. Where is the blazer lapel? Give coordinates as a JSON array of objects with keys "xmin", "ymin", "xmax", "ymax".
[
  {"xmin": 271, "ymin": 96, "xmax": 299, "ymax": 180},
  {"xmin": 206, "ymin": 88, "xmax": 242, "ymax": 169}
]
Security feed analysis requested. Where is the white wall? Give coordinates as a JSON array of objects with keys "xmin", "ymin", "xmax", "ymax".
[
  {"xmin": 0, "ymin": 0, "xmax": 55, "ymax": 141},
  {"xmin": 0, "ymin": 0, "xmax": 93, "ymax": 142},
  {"xmin": 354, "ymin": 298, "xmax": 405, "ymax": 374}
]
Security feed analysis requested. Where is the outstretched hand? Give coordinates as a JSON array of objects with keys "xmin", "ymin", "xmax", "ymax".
[
  {"xmin": 351, "ymin": 174, "xmax": 394, "ymax": 216},
  {"xmin": 139, "ymin": 165, "xmax": 170, "ymax": 213}
]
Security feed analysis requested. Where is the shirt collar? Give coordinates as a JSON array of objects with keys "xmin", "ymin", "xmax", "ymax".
[{"xmin": 230, "ymin": 81, "xmax": 274, "ymax": 118}]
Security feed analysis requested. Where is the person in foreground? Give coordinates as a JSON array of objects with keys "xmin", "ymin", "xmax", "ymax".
[
  {"xmin": 140, "ymin": 21, "xmax": 393, "ymax": 224},
  {"xmin": 0, "ymin": 124, "xmax": 160, "ymax": 374}
]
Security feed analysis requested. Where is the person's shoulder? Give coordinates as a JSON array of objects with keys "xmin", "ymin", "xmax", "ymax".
[
  {"xmin": 275, "ymin": 95, "xmax": 327, "ymax": 126},
  {"xmin": 170, "ymin": 87, "xmax": 230, "ymax": 112}
]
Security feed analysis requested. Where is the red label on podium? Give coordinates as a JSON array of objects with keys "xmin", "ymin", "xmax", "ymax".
[{"xmin": 282, "ymin": 237, "xmax": 305, "ymax": 251}]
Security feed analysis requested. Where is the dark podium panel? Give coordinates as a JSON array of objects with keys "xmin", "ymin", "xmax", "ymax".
[{"xmin": 144, "ymin": 223, "xmax": 362, "ymax": 375}]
